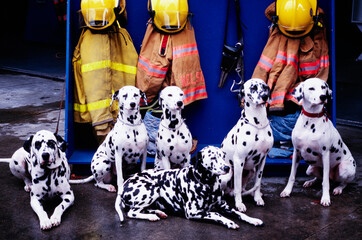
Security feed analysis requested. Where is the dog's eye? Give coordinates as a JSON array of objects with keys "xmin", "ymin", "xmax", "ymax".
[
  {"xmin": 34, "ymin": 141, "xmax": 42, "ymax": 150},
  {"xmin": 309, "ymin": 87, "xmax": 315, "ymax": 91},
  {"xmin": 122, "ymin": 94, "xmax": 127, "ymax": 99},
  {"xmin": 133, "ymin": 93, "xmax": 139, "ymax": 98},
  {"xmin": 180, "ymin": 93, "xmax": 183, "ymax": 97},
  {"xmin": 251, "ymin": 85, "xmax": 258, "ymax": 92},
  {"xmin": 47, "ymin": 140, "xmax": 56, "ymax": 149},
  {"xmin": 168, "ymin": 94, "xmax": 172, "ymax": 97}
]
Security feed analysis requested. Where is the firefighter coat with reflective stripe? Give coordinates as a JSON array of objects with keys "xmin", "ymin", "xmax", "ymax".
[
  {"xmin": 73, "ymin": 26, "xmax": 138, "ymax": 130},
  {"xmin": 135, "ymin": 22, "xmax": 207, "ymax": 106},
  {"xmin": 252, "ymin": 4, "xmax": 329, "ymax": 111}
]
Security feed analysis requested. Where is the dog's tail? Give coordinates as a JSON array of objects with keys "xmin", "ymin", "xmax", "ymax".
[
  {"xmin": 241, "ymin": 183, "xmax": 259, "ymax": 196},
  {"xmin": 0, "ymin": 158, "xmax": 11, "ymax": 163},
  {"xmin": 69, "ymin": 176, "xmax": 94, "ymax": 184}
]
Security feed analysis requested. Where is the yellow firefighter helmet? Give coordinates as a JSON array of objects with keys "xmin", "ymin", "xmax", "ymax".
[
  {"xmin": 276, "ymin": 0, "xmax": 318, "ymax": 38},
  {"xmin": 148, "ymin": 0, "xmax": 189, "ymax": 34},
  {"xmin": 81, "ymin": 0, "xmax": 125, "ymax": 30}
]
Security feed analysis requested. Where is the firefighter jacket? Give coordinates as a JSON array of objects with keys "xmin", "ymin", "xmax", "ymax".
[
  {"xmin": 73, "ymin": 26, "xmax": 138, "ymax": 131},
  {"xmin": 252, "ymin": 3, "xmax": 330, "ymax": 111},
  {"xmin": 135, "ymin": 21, "xmax": 207, "ymax": 106}
]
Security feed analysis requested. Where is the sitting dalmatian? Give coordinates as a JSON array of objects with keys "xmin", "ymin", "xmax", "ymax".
[
  {"xmin": 154, "ymin": 86, "xmax": 192, "ymax": 170},
  {"xmin": 70, "ymin": 86, "xmax": 149, "ymax": 193},
  {"xmin": 0, "ymin": 130, "xmax": 74, "ymax": 230},
  {"xmin": 280, "ymin": 78, "xmax": 356, "ymax": 206},
  {"xmin": 117, "ymin": 146, "xmax": 264, "ymax": 229},
  {"xmin": 220, "ymin": 78, "xmax": 274, "ymax": 212}
]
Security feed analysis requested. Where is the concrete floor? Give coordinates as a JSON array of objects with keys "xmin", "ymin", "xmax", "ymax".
[{"xmin": 0, "ymin": 72, "xmax": 361, "ymax": 239}]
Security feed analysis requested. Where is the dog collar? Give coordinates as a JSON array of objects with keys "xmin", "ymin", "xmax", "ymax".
[
  {"xmin": 302, "ymin": 108, "xmax": 325, "ymax": 118},
  {"xmin": 244, "ymin": 118, "xmax": 270, "ymax": 130},
  {"xmin": 160, "ymin": 119, "xmax": 185, "ymax": 130},
  {"xmin": 118, "ymin": 117, "xmax": 143, "ymax": 126}
]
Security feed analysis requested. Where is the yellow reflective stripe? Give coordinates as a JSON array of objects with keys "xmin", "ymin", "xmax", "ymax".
[
  {"xmin": 111, "ymin": 62, "xmax": 137, "ymax": 74},
  {"xmin": 81, "ymin": 60, "xmax": 137, "ymax": 74},
  {"xmin": 74, "ymin": 98, "xmax": 112, "ymax": 113}
]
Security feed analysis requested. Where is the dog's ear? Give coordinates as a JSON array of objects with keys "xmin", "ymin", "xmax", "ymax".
[
  {"xmin": 292, "ymin": 82, "xmax": 304, "ymax": 104},
  {"xmin": 23, "ymin": 135, "xmax": 34, "ymax": 153},
  {"xmin": 54, "ymin": 133, "xmax": 67, "ymax": 152},
  {"xmin": 140, "ymin": 90, "xmax": 147, "ymax": 106},
  {"xmin": 325, "ymin": 82, "xmax": 333, "ymax": 102},
  {"xmin": 110, "ymin": 90, "xmax": 120, "ymax": 108}
]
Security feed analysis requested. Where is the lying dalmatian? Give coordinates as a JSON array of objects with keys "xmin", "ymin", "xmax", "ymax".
[
  {"xmin": 220, "ymin": 78, "xmax": 274, "ymax": 212},
  {"xmin": 280, "ymin": 78, "xmax": 356, "ymax": 206},
  {"xmin": 117, "ymin": 146, "xmax": 264, "ymax": 229},
  {"xmin": 0, "ymin": 130, "xmax": 74, "ymax": 230},
  {"xmin": 70, "ymin": 86, "xmax": 149, "ymax": 193},
  {"xmin": 154, "ymin": 86, "xmax": 192, "ymax": 170}
]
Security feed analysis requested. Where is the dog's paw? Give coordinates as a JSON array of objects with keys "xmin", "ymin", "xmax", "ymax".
[
  {"xmin": 280, "ymin": 190, "xmax": 291, "ymax": 198},
  {"xmin": 250, "ymin": 217, "xmax": 264, "ymax": 227},
  {"xmin": 148, "ymin": 215, "xmax": 160, "ymax": 222},
  {"xmin": 236, "ymin": 202, "xmax": 247, "ymax": 213},
  {"xmin": 255, "ymin": 197, "xmax": 265, "ymax": 207},
  {"xmin": 320, "ymin": 196, "xmax": 331, "ymax": 207},
  {"xmin": 303, "ymin": 179, "xmax": 316, "ymax": 188},
  {"xmin": 24, "ymin": 184, "xmax": 31, "ymax": 192},
  {"xmin": 225, "ymin": 220, "xmax": 239, "ymax": 230},
  {"xmin": 50, "ymin": 215, "xmax": 61, "ymax": 227},
  {"xmin": 332, "ymin": 186, "xmax": 343, "ymax": 195},
  {"xmin": 108, "ymin": 185, "xmax": 117, "ymax": 192},
  {"xmin": 156, "ymin": 210, "xmax": 168, "ymax": 219},
  {"xmin": 40, "ymin": 218, "xmax": 52, "ymax": 230}
]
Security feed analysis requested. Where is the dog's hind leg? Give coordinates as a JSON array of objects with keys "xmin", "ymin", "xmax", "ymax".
[{"xmin": 127, "ymin": 208, "xmax": 162, "ymax": 221}]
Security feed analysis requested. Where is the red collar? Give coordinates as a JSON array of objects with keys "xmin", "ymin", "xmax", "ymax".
[{"xmin": 302, "ymin": 108, "xmax": 325, "ymax": 118}]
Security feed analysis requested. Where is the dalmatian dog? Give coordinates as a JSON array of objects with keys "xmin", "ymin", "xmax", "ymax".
[
  {"xmin": 280, "ymin": 78, "xmax": 356, "ymax": 206},
  {"xmin": 70, "ymin": 86, "xmax": 149, "ymax": 194},
  {"xmin": 220, "ymin": 78, "xmax": 274, "ymax": 213},
  {"xmin": 0, "ymin": 130, "xmax": 74, "ymax": 230},
  {"xmin": 117, "ymin": 146, "xmax": 264, "ymax": 229},
  {"xmin": 153, "ymin": 86, "xmax": 192, "ymax": 170}
]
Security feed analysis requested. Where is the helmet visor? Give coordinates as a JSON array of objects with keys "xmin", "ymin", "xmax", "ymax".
[
  {"xmin": 154, "ymin": 11, "xmax": 188, "ymax": 31},
  {"xmin": 80, "ymin": 8, "xmax": 116, "ymax": 29}
]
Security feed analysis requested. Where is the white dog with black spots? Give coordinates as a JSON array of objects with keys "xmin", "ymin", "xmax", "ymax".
[
  {"xmin": 118, "ymin": 146, "xmax": 264, "ymax": 229},
  {"xmin": 0, "ymin": 130, "xmax": 74, "ymax": 230},
  {"xmin": 220, "ymin": 78, "xmax": 274, "ymax": 213},
  {"xmin": 154, "ymin": 86, "xmax": 192, "ymax": 170},
  {"xmin": 280, "ymin": 78, "xmax": 356, "ymax": 206}
]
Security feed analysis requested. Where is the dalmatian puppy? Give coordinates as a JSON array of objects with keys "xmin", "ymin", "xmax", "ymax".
[
  {"xmin": 0, "ymin": 130, "xmax": 74, "ymax": 230},
  {"xmin": 71, "ymin": 86, "xmax": 149, "ymax": 193},
  {"xmin": 117, "ymin": 146, "xmax": 264, "ymax": 229},
  {"xmin": 220, "ymin": 78, "xmax": 274, "ymax": 213},
  {"xmin": 154, "ymin": 86, "xmax": 192, "ymax": 170},
  {"xmin": 280, "ymin": 78, "xmax": 356, "ymax": 206}
]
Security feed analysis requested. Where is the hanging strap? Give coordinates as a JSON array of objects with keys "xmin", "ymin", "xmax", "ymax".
[
  {"xmin": 55, "ymin": 79, "xmax": 66, "ymax": 134},
  {"xmin": 219, "ymin": 0, "xmax": 245, "ymax": 91}
]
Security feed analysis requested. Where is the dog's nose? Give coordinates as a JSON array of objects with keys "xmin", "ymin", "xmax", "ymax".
[
  {"xmin": 261, "ymin": 94, "xmax": 269, "ymax": 102},
  {"xmin": 42, "ymin": 153, "xmax": 50, "ymax": 162},
  {"xmin": 320, "ymin": 95, "xmax": 327, "ymax": 102},
  {"xmin": 130, "ymin": 102, "xmax": 136, "ymax": 108},
  {"xmin": 177, "ymin": 101, "xmax": 183, "ymax": 107},
  {"xmin": 223, "ymin": 166, "xmax": 230, "ymax": 173}
]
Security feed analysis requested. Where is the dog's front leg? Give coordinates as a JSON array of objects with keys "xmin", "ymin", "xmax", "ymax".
[
  {"xmin": 320, "ymin": 151, "xmax": 331, "ymax": 206},
  {"xmin": 140, "ymin": 152, "xmax": 147, "ymax": 172},
  {"xmin": 280, "ymin": 148, "xmax": 300, "ymax": 197},
  {"xmin": 50, "ymin": 188, "xmax": 74, "ymax": 227},
  {"xmin": 233, "ymin": 155, "xmax": 246, "ymax": 212},
  {"xmin": 115, "ymin": 153, "xmax": 125, "ymax": 222},
  {"xmin": 30, "ymin": 196, "xmax": 52, "ymax": 230}
]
